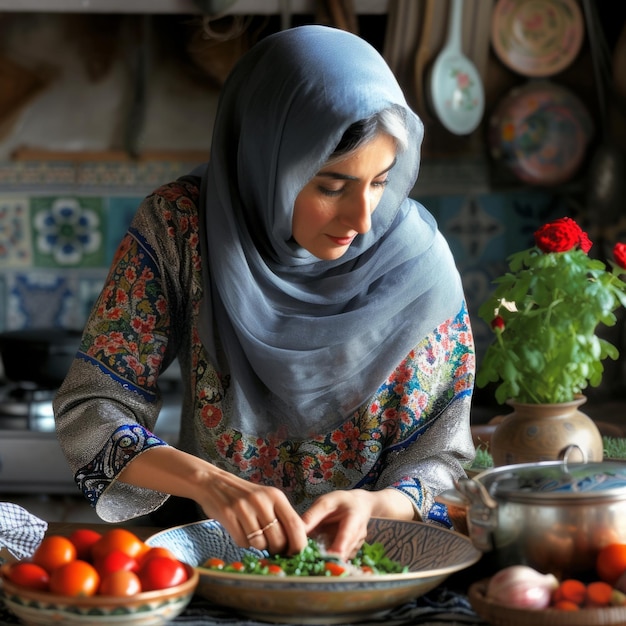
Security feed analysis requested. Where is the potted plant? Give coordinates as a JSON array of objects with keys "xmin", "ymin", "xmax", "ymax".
[{"xmin": 476, "ymin": 217, "xmax": 626, "ymax": 465}]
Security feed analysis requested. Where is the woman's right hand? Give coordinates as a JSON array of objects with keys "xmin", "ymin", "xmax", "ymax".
[
  {"xmin": 196, "ymin": 466, "xmax": 308, "ymax": 556},
  {"xmin": 118, "ymin": 445, "xmax": 308, "ymax": 555}
]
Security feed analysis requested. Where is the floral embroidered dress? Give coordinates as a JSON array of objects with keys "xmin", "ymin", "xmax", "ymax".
[{"xmin": 53, "ymin": 178, "xmax": 476, "ymax": 527}]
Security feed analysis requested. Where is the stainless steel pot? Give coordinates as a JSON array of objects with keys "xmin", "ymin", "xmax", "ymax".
[{"xmin": 442, "ymin": 456, "xmax": 626, "ymax": 578}]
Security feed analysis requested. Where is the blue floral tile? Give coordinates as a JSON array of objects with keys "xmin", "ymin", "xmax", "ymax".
[
  {"xmin": 419, "ymin": 190, "xmax": 567, "ymax": 266},
  {"xmin": 418, "ymin": 195, "xmax": 501, "ymax": 263},
  {"xmin": 6, "ymin": 271, "xmax": 77, "ymax": 329},
  {"xmin": 438, "ymin": 195, "xmax": 505, "ymax": 262},
  {"xmin": 0, "ymin": 195, "xmax": 33, "ymax": 268},
  {"xmin": 30, "ymin": 196, "xmax": 106, "ymax": 268},
  {"xmin": 106, "ymin": 196, "xmax": 143, "ymax": 263}
]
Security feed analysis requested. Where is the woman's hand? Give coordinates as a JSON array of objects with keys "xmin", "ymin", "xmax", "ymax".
[
  {"xmin": 118, "ymin": 446, "xmax": 308, "ymax": 555},
  {"xmin": 196, "ymin": 468, "xmax": 308, "ymax": 557},
  {"xmin": 301, "ymin": 488, "xmax": 416, "ymax": 560}
]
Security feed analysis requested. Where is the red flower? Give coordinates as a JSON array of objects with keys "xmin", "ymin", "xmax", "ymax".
[
  {"xmin": 491, "ymin": 315, "xmax": 505, "ymax": 331},
  {"xmin": 534, "ymin": 217, "xmax": 592, "ymax": 254},
  {"xmin": 614, "ymin": 242, "xmax": 626, "ymax": 270}
]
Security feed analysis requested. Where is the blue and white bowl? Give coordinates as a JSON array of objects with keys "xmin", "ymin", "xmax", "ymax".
[{"xmin": 146, "ymin": 517, "xmax": 480, "ymax": 624}]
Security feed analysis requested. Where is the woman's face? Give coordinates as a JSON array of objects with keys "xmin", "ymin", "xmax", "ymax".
[{"xmin": 292, "ymin": 133, "xmax": 397, "ymax": 261}]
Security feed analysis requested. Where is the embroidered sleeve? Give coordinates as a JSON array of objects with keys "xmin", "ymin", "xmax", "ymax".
[
  {"xmin": 368, "ymin": 301, "xmax": 476, "ymax": 527},
  {"xmin": 54, "ymin": 179, "xmax": 200, "ymax": 521}
]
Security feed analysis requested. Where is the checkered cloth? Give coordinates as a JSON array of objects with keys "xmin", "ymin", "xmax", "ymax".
[{"xmin": 0, "ymin": 502, "xmax": 47, "ymax": 560}]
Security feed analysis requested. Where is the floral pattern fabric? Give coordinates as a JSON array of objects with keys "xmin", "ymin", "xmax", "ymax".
[{"xmin": 54, "ymin": 179, "xmax": 476, "ymax": 526}]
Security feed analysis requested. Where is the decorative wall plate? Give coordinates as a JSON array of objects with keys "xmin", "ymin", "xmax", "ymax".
[
  {"xmin": 491, "ymin": 0, "xmax": 585, "ymax": 77},
  {"xmin": 489, "ymin": 80, "xmax": 593, "ymax": 186}
]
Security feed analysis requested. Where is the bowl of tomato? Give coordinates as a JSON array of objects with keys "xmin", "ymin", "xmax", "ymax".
[
  {"xmin": 145, "ymin": 517, "xmax": 481, "ymax": 624},
  {"xmin": 0, "ymin": 527, "xmax": 198, "ymax": 626}
]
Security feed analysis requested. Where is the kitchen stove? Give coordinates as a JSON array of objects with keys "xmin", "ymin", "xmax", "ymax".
[
  {"xmin": 0, "ymin": 383, "xmax": 56, "ymax": 432},
  {"xmin": 0, "ymin": 379, "xmax": 182, "ymax": 494}
]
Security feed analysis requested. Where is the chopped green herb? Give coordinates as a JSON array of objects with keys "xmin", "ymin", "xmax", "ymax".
[{"xmin": 201, "ymin": 538, "xmax": 408, "ymax": 576}]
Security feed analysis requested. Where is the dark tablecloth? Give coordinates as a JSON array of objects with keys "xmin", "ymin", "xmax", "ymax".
[{"xmin": 0, "ymin": 585, "xmax": 488, "ymax": 626}]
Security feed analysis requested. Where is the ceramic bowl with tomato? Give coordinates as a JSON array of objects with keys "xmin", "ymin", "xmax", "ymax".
[
  {"xmin": 146, "ymin": 517, "xmax": 481, "ymax": 624},
  {"xmin": 0, "ymin": 561, "xmax": 198, "ymax": 626}
]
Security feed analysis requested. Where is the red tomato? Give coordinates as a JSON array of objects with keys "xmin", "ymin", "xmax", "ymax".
[
  {"xmin": 32, "ymin": 536, "xmax": 77, "ymax": 574},
  {"xmin": 203, "ymin": 557, "xmax": 225, "ymax": 569},
  {"xmin": 7, "ymin": 562, "xmax": 50, "ymax": 591},
  {"xmin": 597, "ymin": 543, "xmax": 626, "ymax": 585},
  {"xmin": 92, "ymin": 528, "xmax": 148, "ymax": 563},
  {"xmin": 69, "ymin": 528, "xmax": 102, "ymax": 561},
  {"xmin": 266, "ymin": 564, "xmax": 285, "ymax": 576},
  {"xmin": 139, "ymin": 546, "xmax": 177, "ymax": 567},
  {"xmin": 139, "ymin": 556, "xmax": 188, "ymax": 591},
  {"xmin": 96, "ymin": 550, "xmax": 139, "ymax": 577},
  {"xmin": 324, "ymin": 562, "xmax": 346, "ymax": 576},
  {"xmin": 99, "ymin": 570, "xmax": 142, "ymax": 597},
  {"xmin": 49, "ymin": 560, "xmax": 100, "ymax": 597}
]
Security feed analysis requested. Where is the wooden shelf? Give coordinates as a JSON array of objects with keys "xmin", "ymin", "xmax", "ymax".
[{"xmin": 0, "ymin": 0, "xmax": 388, "ymax": 14}]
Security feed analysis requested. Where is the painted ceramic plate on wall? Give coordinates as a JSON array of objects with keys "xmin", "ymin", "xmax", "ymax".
[
  {"xmin": 491, "ymin": 0, "xmax": 585, "ymax": 77},
  {"xmin": 489, "ymin": 80, "xmax": 593, "ymax": 186}
]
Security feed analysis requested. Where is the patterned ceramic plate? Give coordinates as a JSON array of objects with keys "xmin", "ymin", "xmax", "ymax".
[
  {"xmin": 146, "ymin": 517, "xmax": 481, "ymax": 625},
  {"xmin": 491, "ymin": 0, "xmax": 585, "ymax": 77}
]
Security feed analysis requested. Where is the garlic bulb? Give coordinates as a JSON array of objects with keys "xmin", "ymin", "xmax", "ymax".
[{"xmin": 486, "ymin": 565, "xmax": 559, "ymax": 609}]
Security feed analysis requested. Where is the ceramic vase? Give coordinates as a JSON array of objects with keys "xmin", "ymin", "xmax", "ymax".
[{"xmin": 489, "ymin": 396, "xmax": 603, "ymax": 466}]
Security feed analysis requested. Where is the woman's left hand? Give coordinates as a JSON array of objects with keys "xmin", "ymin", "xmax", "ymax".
[
  {"xmin": 301, "ymin": 489, "xmax": 373, "ymax": 560},
  {"xmin": 301, "ymin": 488, "xmax": 415, "ymax": 560}
]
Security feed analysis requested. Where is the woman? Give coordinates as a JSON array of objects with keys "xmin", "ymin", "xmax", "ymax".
[{"xmin": 54, "ymin": 25, "xmax": 475, "ymax": 560}]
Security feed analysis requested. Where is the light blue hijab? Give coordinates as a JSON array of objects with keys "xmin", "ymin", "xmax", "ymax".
[{"xmin": 199, "ymin": 25, "xmax": 464, "ymax": 438}]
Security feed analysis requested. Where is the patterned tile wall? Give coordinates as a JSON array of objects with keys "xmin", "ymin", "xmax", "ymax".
[
  {"xmin": 0, "ymin": 161, "xmax": 198, "ymax": 332},
  {"xmin": 418, "ymin": 190, "xmax": 568, "ymax": 362}
]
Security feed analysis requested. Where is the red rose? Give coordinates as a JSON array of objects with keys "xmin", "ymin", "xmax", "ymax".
[
  {"xmin": 579, "ymin": 231, "xmax": 592, "ymax": 254},
  {"xmin": 534, "ymin": 217, "xmax": 591, "ymax": 254},
  {"xmin": 614, "ymin": 242, "xmax": 626, "ymax": 270},
  {"xmin": 491, "ymin": 315, "xmax": 505, "ymax": 331}
]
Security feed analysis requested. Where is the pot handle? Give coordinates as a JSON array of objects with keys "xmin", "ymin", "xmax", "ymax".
[
  {"xmin": 437, "ymin": 487, "xmax": 469, "ymax": 507},
  {"xmin": 559, "ymin": 444, "xmax": 588, "ymax": 465},
  {"xmin": 455, "ymin": 477, "xmax": 499, "ymax": 553},
  {"xmin": 456, "ymin": 477, "xmax": 498, "ymax": 509}
]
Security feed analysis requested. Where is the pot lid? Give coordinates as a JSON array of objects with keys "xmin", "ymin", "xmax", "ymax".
[{"xmin": 476, "ymin": 460, "xmax": 626, "ymax": 502}]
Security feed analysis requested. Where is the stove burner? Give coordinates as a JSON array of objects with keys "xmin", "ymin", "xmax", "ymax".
[
  {"xmin": 0, "ymin": 383, "xmax": 56, "ymax": 431},
  {"xmin": 5, "ymin": 384, "xmax": 56, "ymax": 403}
]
